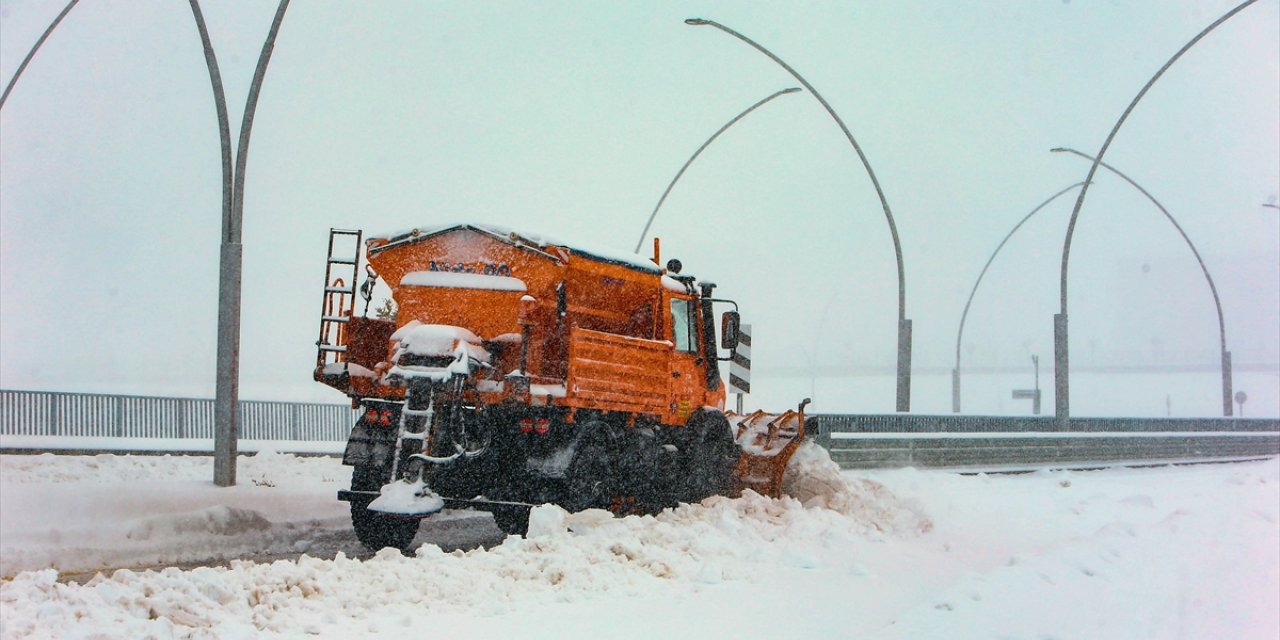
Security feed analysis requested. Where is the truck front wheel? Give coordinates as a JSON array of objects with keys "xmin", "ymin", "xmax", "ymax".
[{"xmin": 678, "ymin": 410, "xmax": 739, "ymax": 503}]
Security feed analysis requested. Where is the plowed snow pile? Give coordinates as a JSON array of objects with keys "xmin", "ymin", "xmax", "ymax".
[
  {"xmin": 2, "ymin": 451, "xmax": 1277, "ymax": 639},
  {"xmin": 782, "ymin": 440, "xmax": 932, "ymax": 535}
]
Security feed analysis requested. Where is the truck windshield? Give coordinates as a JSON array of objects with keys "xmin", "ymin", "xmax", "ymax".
[{"xmin": 670, "ymin": 298, "xmax": 698, "ymax": 353}]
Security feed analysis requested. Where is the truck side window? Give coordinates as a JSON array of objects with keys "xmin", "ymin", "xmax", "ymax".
[{"xmin": 670, "ymin": 298, "xmax": 697, "ymax": 353}]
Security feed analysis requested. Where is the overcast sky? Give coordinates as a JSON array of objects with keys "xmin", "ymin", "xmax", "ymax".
[{"xmin": 2, "ymin": 1, "xmax": 1277, "ymax": 416}]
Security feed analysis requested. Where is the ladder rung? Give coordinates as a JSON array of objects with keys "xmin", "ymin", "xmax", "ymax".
[
  {"xmin": 399, "ymin": 433, "xmax": 426, "ymax": 441},
  {"xmin": 328, "ymin": 258, "xmax": 357, "ymax": 265},
  {"xmin": 322, "ymin": 316, "xmax": 349, "ymax": 323},
  {"xmin": 325, "ymin": 287, "xmax": 354, "ymax": 294},
  {"xmin": 318, "ymin": 345, "xmax": 348, "ymax": 352},
  {"xmin": 331, "ymin": 229, "xmax": 361, "ymax": 235},
  {"xmin": 403, "ymin": 408, "xmax": 433, "ymax": 416}
]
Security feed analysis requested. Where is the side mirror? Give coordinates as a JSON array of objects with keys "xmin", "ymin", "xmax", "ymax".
[{"xmin": 720, "ymin": 311, "xmax": 741, "ymax": 350}]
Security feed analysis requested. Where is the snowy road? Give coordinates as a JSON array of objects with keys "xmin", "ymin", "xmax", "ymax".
[
  {"xmin": 0, "ymin": 450, "xmax": 510, "ymax": 581},
  {"xmin": 52, "ymin": 510, "xmax": 508, "ymax": 585},
  {"xmin": 2, "ymin": 448, "xmax": 1277, "ymax": 639}
]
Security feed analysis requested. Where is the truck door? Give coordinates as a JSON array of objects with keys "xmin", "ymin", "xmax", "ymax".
[{"xmin": 667, "ymin": 296, "xmax": 703, "ymax": 425}]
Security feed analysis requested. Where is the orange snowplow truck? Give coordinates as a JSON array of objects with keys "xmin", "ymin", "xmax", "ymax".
[{"xmin": 316, "ymin": 224, "xmax": 806, "ymax": 550}]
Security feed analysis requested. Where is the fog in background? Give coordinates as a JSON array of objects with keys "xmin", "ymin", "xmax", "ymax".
[{"xmin": 2, "ymin": 1, "xmax": 1277, "ymax": 417}]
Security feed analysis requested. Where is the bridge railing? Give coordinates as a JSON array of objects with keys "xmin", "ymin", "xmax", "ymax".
[
  {"xmin": 3, "ymin": 390, "xmax": 1277, "ymax": 469},
  {"xmin": 0, "ymin": 389, "xmax": 357, "ymax": 444}
]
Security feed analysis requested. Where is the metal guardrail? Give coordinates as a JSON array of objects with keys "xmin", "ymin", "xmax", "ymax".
[
  {"xmin": 0, "ymin": 389, "xmax": 357, "ymax": 442},
  {"xmin": 3, "ymin": 390, "xmax": 1277, "ymax": 469},
  {"xmin": 811, "ymin": 414, "xmax": 1280, "ymax": 434},
  {"xmin": 810, "ymin": 414, "xmax": 1280, "ymax": 469}
]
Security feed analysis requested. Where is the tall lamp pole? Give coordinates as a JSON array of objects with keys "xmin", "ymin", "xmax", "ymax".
[
  {"xmin": 1052, "ymin": 147, "xmax": 1232, "ymax": 416},
  {"xmin": 635, "ymin": 87, "xmax": 801, "ymax": 253},
  {"xmin": 952, "ymin": 183, "xmax": 1086, "ymax": 413},
  {"xmin": 686, "ymin": 18, "xmax": 913, "ymax": 411},
  {"xmin": 1052, "ymin": 0, "xmax": 1258, "ymax": 420},
  {"xmin": 188, "ymin": 0, "xmax": 292, "ymax": 486}
]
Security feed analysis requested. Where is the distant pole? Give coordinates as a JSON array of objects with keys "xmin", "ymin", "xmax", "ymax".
[
  {"xmin": 686, "ymin": 17, "xmax": 912, "ymax": 411},
  {"xmin": 189, "ymin": 0, "xmax": 292, "ymax": 486},
  {"xmin": 1052, "ymin": 0, "xmax": 1258, "ymax": 420},
  {"xmin": 635, "ymin": 86, "xmax": 801, "ymax": 253},
  {"xmin": 1052, "ymin": 147, "xmax": 1232, "ymax": 416},
  {"xmin": 952, "ymin": 183, "xmax": 1085, "ymax": 413},
  {"xmin": 0, "ymin": 0, "xmax": 81, "ymax": 111}
]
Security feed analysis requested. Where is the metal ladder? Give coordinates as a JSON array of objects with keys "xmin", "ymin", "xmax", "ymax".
[{"xmin": 315, "ymin": 228, "xmax": 363, "ymax": 373}]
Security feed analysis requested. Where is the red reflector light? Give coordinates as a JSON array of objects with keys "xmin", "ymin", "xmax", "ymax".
[
  {"xmin": 364, "ymin": 409, "xmax": 379, "ymax": 423},
  {"xmin": 534, "ymin": 418, "xmax": 550, "ymax": 435},
  {"xmin": 380, "ymin": 411, "xmax": 393, "ymax": 425},
  {"xmin": 519, "ymin": 418, "xmax": 533, "ymax": 434}
]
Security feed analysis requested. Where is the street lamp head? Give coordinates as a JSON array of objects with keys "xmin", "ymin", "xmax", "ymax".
[
  {"xmin": 685, "ymin": 18, "xmax": 710, "ymax": 25},
  {"xmin": 1049, "ymin": 147, "xmax": 1068, "ymax": 153}
]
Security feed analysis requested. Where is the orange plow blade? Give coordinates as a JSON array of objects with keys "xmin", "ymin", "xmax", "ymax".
[{"xmin": 728, "ymin": 399, "xmax": 810, "ymax": 498}]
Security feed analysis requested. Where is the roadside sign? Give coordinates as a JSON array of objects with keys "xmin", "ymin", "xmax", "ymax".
[{"xmin": 729, "ymin": 323, "xmax": 751, "ymax": 395}]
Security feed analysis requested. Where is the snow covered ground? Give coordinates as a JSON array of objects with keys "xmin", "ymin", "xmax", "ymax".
[{"xmin": 1, "ymin": 446, "xmax": 1277, "ymax": 639}]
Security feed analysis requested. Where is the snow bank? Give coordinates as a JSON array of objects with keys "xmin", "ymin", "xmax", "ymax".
[
  {"xmin": 0, "ymin": 451, "xmax": 351, "ymax": 579},
  {"xmin": 0, "ymin": 448, "xmax": 932, "ymax": 638},
  {"xmin": 782, "ymin": 440, "xmax": 933, "ymax": 536},
  {"xmin": 0, "ymin": 490, "xmax": 925, "ymax": 639},
  {"xmin": 2, "ymin": 452, "xmax": 1277, "ymax": 639},
  {"xmin": 0, "ymin": 449, "xmax": 341, "ymax": 485}
]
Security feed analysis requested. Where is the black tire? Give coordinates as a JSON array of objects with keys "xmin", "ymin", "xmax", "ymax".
[
  {"xmin": 678, "ymin": 411, "xmax": 740, "ymax": 503},
  {"xmin": 491, "ymin": 506, "xmax": 531, "ymax": 536},
  {"xmin": 350, "ymin": 498, "xmax": 420, "ymax": 552},
  {"xmin": 349, "ymin": 465, "xmax": 420, "ymax": 552},
  {"xmin": 562, "ymin": 420, "xmax": 618, "ymax": 513}
]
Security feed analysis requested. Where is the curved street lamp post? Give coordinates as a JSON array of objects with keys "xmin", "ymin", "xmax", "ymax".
[
  {"xmin": 189, "ymin": 0, "xmax": 292, "ymax": 486},
  {"xmin": 635, "ymin": 87, "xmax": 801, "ymax": 253},
  {"xmin": 952, "ymin": 183, "xmax": 1086, "ymax": 413},
  {"xmin": 1053, "ymin": 147, "xmax": 1233, "ymax": 416},
  {"xmin": 1053, "ymin": 0, "xmax": 1258, "ymax": 420},
  {"xmin": 0, "ymin": 0, "xmax": 82, "ymax": 111},
  {"xmin": 686, "ymin": 18, "xmax": 913, "ymax": 411}
]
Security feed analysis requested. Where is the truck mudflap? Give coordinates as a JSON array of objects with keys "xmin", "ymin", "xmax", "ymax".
[{"xmin": 728, "ymin": 398, "xmax": 810, "ymax": 498}]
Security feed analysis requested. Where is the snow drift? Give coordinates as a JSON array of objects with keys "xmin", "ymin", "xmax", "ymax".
[{"xmin": 2, "ymin": 451, "xmax": 1277, "ymax": 639}]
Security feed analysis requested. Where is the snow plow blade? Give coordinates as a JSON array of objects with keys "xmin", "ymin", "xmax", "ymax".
[{"xmin": 729, "ymin": 399, "xmax": 810, "ymax": 498}]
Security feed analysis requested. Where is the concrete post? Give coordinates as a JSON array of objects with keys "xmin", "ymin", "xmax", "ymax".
[
  {"xmin": 1222, "ymin": 350, "xmax": 1233, "ymax": 417},
  {"xmin": 896, "ymin": 318, "xmax": 912, "ymax": 412},
  {"xmin": 214, "ymin": 242, "xmax": 242, "ymax": 486},
  {"xmin": 1054, "ymin": 313, "xmax": 1069, "ymax": 423}
]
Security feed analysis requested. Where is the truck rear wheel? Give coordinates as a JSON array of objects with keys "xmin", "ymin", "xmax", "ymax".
[
  {"xmin": 349, "ymin": 465, "xmax": 420, "ymax": 552},
  {"xmin": 563, "ymin": 420, "xmax": 619, "ymax": 512},
  {"xmin": 350, "ymin": 498, "xmax": 420, "ymax": 552}
]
